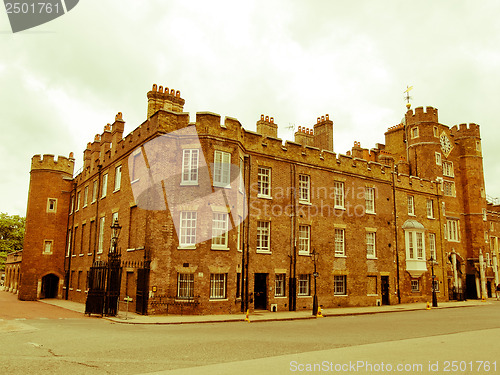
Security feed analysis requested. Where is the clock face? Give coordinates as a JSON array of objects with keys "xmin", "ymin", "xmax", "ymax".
[{"xmin": 440, "ymin": 133, "xmax": 452, "ymax": 156}]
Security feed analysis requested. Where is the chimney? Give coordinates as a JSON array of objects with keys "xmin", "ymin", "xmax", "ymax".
[
  {"xmin": 111, "ymin": 112, "xmax": 125, "ymax": 153},
  {"xmin": 313, "ymin": 114, "xmax": 333, "ymax": 152},
  {"xmin": 256, "ymin": 115, "xmax": 278, "ymax": 138},
  {"xmin": 294, "ymin": 126, "xmax": 314, "ymax": 146},
  {"xmin": 147, "ymin": 84, "xmax": 185, "ymax": 118}
]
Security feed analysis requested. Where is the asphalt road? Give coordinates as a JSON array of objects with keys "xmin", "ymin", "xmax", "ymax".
[{"xmin": 1, "ymin": 291, "xmax": 499, "ymax": 374}]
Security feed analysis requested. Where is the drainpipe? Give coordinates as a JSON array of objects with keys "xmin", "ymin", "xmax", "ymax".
[
  {"xmin": 243, "ymin": 155, "xmax": 251, "ymax": 313},
  {"xmin": 492, "ymin": 251, "xmax": 499, "ymax": 286},
  {"xmin": 451, "ymin": 251, "xmax": 458, "ymax": 292},
  {"xmin": 64, "ymin": 181, "xmax": 77, "ymax": 299},
  {"xmin": 479, "ymin": 250, "xmax": 487, "ymax": 299},
  {"xmin": 391, "ymin": 171, "xmax": 401, "ymax": 304},
  {"xmin": 289, "ymin": 164, "xmax": 297, "ymax": 311},
  {"xmin": 92, "ymin": 164, "xmax": 102, "ymax": 264}
]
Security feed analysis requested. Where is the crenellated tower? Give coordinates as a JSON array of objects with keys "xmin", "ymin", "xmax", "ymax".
[
  {"xmin": 18, "ymin": 154, "xmax": 75, "ymax": 300},
  {"xmin": 450, "ymin": 123, "xmax": 489, "ymax": 298}
]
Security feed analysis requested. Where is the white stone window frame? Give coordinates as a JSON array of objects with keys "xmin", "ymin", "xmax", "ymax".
[
  {"xmin": 177, "ymin": 273, "xmax": 194, "ymax": 300},
  {"xmin": 181, "ymin": 149, "xmax": 199, "ymax": 186},
  {"xmin": 256, "ymin": 220, "xmax": 271, "ymax": 253},
  {"xmin": 334, "ymin": 275, "xmax": 347, "ymax": 296},
  {"xmin": 257, "ymin": 166, "xmax": 271, "ymax": 198},
  {"xmin": 213, "ymin": 150, "xmax": 231, "ymax": 188},
  {"xmin": 297, "ymin": 274, "xmax": 310, "ymax": 296},
  {"xmin": 407, "ymin": 196, "xmax": 415, "ymax": 216},
  {"xmin": 435, "ymin": 152, "xmax": 442, "ymax": 166},
  {"xmin": 114, "ymin": 165, "xmax": 122, "ymax": 192},
  {"xmin": 334, "ymin": 181, "xmax": 345, "ymax": 209},
  {"xmin": 211, "ymin": 211, "xmax": 229, "ymax": 250},
  {"xmin": 179, "ymin": 211, "xmax": 197, "ymax": 248},
  {"xmin": 426, "ymin": 199, "xmax": 434, "ymax": 219},
  {"xmin": 334, "ymin": 227, "xmax": 345, "ymax": 257},
  {"xmin": 442, "ymin": 161, "xmax": 454, "ymax": 177},
  {"xmin": 209, "ymin": 273, "xmax": 227, "ymax": 300},
  {"xmin": 298, "ymin": 174, "xmax": 311, "ymax": 203},
  {"xmin": 365, "ymin": 187, "xmax": 376, "ymax": 214},
  {"xmin": 366, "ymin": 230, "xmax": 377, "ymax": 259},
  {"xmin": 298, "ymin": 225, "xmax": 310, "ymax": 256},
  {"xmin": 274, "ymin": 273, "xmax": 286, "ymax": 297}
]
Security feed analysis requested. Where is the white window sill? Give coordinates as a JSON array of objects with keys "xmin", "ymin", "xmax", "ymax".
[
  {"xmin": 334, "ymin": 206, "xmax": 345, "ymax": 210},
  {"xmin": 79, "ymin": 254, "xmax": 84, "ymax": 257},
  {"xmin": 365, "ymin": 211, "xmax": 376, "ymax": 215},
  {"xmin": 178, "ymin": 246, "xmax": 196, "ymax": 250},
  {"xmin": 334, "ymin": 294, "xmax": 348, "ymax": 297},
  {"xmin": 256, "ymin": 250, "xmax": 272, "ymax": 254},
  {"xmin": 213, "ymin": 184, "xmax": 231, "ymax": 189},
  {"xmin": 88, "ymin": 253, "xmax": 92, "ymax": 256},
  {"xmin": 274, "ymin": 296, "xmax": 287, "ymax": 299},
  {"xmin": 367, "ymin": 294, "xmax": 378, "ymax": 297},
  {"xmin": 298, "ymin": 252, "xmax": 310, "ymax": 256},
  {"xmin": 367, "ymin": 256, "xmax": 378, "ymax": 260},
  {"xmin": 299, "ymin": 200, "xmax": 311, "ymax": 205},
  {"xmin": 76, "ymin": 289, "xmax": 81, "ymax": 292},
  {"xmin": 335, "ymin": 254, "xmax": 347, "ymax": 258},
  {"xmin": 427, "ymin": 216, "xmax": 435, "ymax": 220},
  {"xmin": 180, "ymin": 182, "xmax": 199, "ymax": 187},
  {"xmin": 211, "ymin": 246, "xmax": 229, "ymax": 251},
  {"xmin": 257, "ymin": 194, "xmax": 272, "ymax": 200},
  {"xmin": 71, "ymin": 254, "xmax": 76, "ymax": 258},
  {"xmin": 113, "ymin": 189, "xmax": 121, "ymax": 193},
  {"xmin": 69, "ymin": 288, "xmax": 74, "ymax": 291},
  {"xmin": 408, "ymin": 213, "xmax": 416, "ymax": 217},
  {"xmin": 131, "ymin": 179, "xmax": 140, "ymax": 185},
  {"xmin": 209, "ymin": 298, "xmax": 228, "ymax": 302},
  {"xmin": 297, "ymin": 295, "xmax": 311, "ymax": 298}
]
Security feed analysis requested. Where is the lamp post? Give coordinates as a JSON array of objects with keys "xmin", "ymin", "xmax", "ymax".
[
  {"xmin": 110, "ymin": 218, "xmax": 122, "ymax": 254},
  {"xmin": 311, "ymin": 249, "xmax": 319, "ymax": 316},
  {"xmin": 430, "ymin": 255, "xmax": 438, "ymax": 307}
]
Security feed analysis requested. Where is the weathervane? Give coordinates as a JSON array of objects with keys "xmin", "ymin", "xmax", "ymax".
[{"xmin": 404, "ymin": 85, "xmax": 413, "ymax": 110}]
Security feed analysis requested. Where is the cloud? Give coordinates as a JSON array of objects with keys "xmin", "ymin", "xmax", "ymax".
[{"xmin": 2, "ymin": 0, "xmax": 500, "ymax": 215}]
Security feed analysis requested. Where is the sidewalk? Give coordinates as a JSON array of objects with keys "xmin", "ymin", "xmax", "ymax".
[{"xmin": 39, "ymin": 297, "xmax": 492, "ymax": 325}]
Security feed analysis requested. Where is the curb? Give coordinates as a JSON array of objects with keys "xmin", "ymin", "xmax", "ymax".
[{"xmin": 103, "ymin": 302, "xmax": 488, "ymax": 325}]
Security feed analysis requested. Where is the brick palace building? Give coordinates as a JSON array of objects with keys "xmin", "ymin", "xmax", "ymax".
[{"xmin": 7, "ymin": 84, "xmax": 500, "ymax": 315}]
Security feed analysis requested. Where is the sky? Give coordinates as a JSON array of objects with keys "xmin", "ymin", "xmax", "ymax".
[{"xmin": 1, "ymin": 0, "xmax": 500, "ymax": 216}]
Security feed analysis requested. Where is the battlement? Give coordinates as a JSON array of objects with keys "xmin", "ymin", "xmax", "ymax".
[
  {"xmin": 31, "ymin": 153, "xmax": 75, "ymax": 175},
  {"xmin": 147, "ymin": 83, "xmax": 185, "ymax": 118},
  {"xmin": 386, "ymin": 123, "xmax": 404, "ymax": 134},
  {"xmin": 405, "ymin": 106, "xmax": 438, "ymax": 124},
  {"xmin": 450, "ymin": 123, "xmax": 480, "ymax": 138}
]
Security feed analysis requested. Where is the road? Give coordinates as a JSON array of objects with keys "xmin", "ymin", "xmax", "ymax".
[{"xmin": 1, "ymin": 291, "xmax": 499, "ymax": 374}]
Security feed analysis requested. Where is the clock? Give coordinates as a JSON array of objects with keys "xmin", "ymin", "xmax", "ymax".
[{"xmin": 440, "ymin": 133, "xmax": 452, "ymax": 156}]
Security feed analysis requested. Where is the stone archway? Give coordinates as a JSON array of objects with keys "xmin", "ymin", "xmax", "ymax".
[{"xmin": 41, "ymin": 274, "xmax": 59, "ymax": 299}]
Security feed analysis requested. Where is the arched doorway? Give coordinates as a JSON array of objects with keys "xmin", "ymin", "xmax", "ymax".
[{"xmin": 41, "ymin": 274, "xmax": 59, "ymax": 299}]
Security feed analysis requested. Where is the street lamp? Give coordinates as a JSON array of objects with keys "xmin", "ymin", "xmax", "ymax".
[
  {"xmin": 430, "ymin": 255, "xmax": 438, "ymax": 307},
  {"xmin": 311, "ymin": 249, "xmax": 319, "ymax": 316},
  {"xmin": 110, "ymin": 218, "xmax": 122, "ymax": 254}
]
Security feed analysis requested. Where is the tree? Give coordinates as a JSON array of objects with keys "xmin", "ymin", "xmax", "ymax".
[{"xmin": 0, "ymin": 213, "xmax": 25, "ymax": 271}]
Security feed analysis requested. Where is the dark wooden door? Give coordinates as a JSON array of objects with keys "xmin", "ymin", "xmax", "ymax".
[
  {"xmin": 135, "ymin": 267, "xmax": 150, "ymax": 315},
  {"xmin": 254, "ymin": 273, "xmax": 267, "ymax": 310},
  {"xmin": 381, "ymin": 276, "xmax": 390, "ymax": 305}
]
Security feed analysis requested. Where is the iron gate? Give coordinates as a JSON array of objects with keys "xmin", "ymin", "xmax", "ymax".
[
  {"xmin": 135, "ymin": 266, "xmax": 150, "ymax": 315},
  {"xmin": 85, "ymin": 252, "xmax": 122, "ymax": 316}
]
